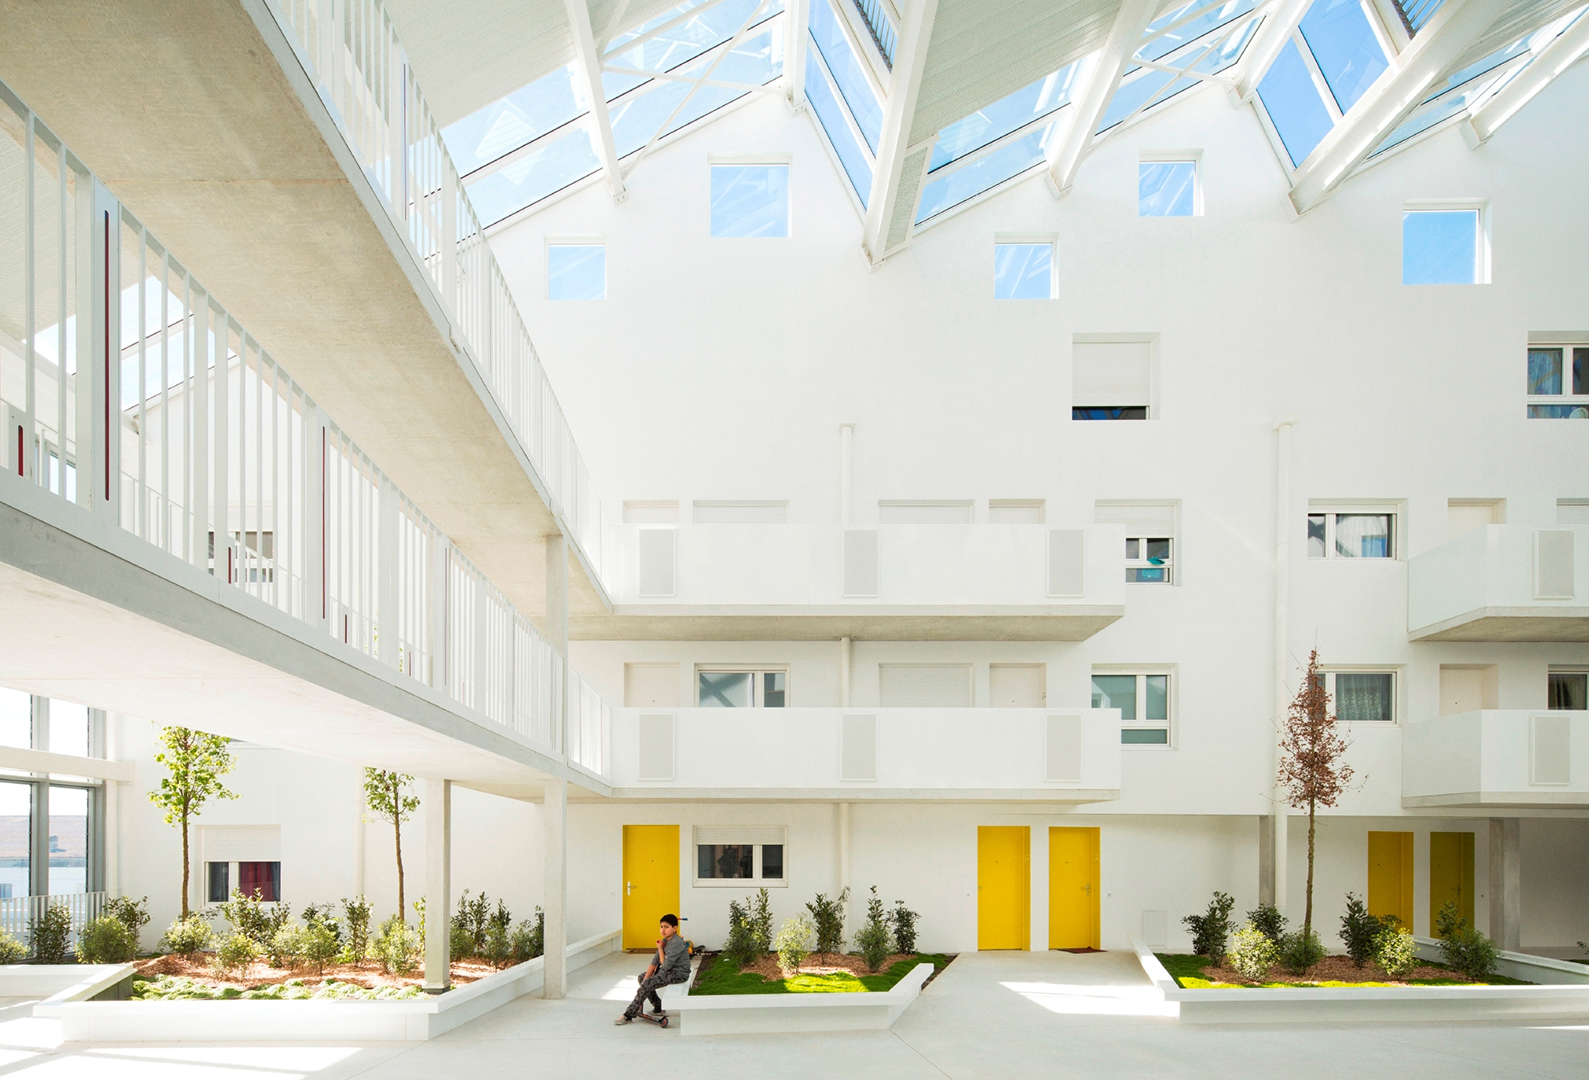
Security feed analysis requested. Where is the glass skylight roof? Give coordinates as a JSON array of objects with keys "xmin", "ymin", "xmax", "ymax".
[
  {"xmin": 809, "ymin": 0, "xmax": 884, "ymax": 150},
  {"xmin": 1297, "ymin": 0, "xmax": 1390, "ymax": 113},
  {"xmin": 802, "ymin": 0, "xmax": 884, "ymax": 206}
]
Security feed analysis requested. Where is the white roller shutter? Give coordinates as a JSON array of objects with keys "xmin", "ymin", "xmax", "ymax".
[
  {"xmin": 878, "ymin": 664, "xmax": 972, "ymax": 707},
  {"xmin": 1557, "ymin": 500, "xmax": 1589, "ymax": 525},
  {"xmin": 1095, "ymin": 502, "xmax": 1176, "ymax": 536},
  {"xmin": 202, "ymin": 826, "xmax": 281, "ymax": 863},
  {"xmin": 695, "ymin": 826, "xmax": 787, "ymax": 846},
  {"xmin": 1073, "ymin": 341, "xmax": 1151, "ymax": 407}
]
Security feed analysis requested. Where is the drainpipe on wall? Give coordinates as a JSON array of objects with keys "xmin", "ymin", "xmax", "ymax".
[{"xmin": 1270, "ymin": 420, "xmax": 1296, "ymax": 916}]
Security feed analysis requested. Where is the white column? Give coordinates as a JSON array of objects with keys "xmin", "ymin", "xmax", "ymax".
[
  {"xmin": 1271, "ymin": 420, "xmax": 1294, "ymax": 915},
  {"xmin": 423, "ymin": 779, "xmax": 451, "ymax": 992},
  {"xmin": 543, "ymin": 777, "xmax": 569, "ymax": 999},
  {"xmin": 1488, "ymin": 818, "xmax": 1521, "ymax": 951}
]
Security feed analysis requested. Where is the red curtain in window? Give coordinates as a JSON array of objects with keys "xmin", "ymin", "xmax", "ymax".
[{"xmin": 238, "ymin": 861, "xmax": 280, "ymax": 901}]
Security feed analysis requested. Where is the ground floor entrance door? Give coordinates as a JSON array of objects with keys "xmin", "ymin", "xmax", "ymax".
[
  {"xmin": 623, "ymin": 824, "xmax": 679, "ymax": 950},
  {"xmin": 977, "ymin": 825, "xmax": 1029, "ymax": 950},
  {"xmin": 1049, "ymin": 826, "xmax": 1100, "ymax": 950},
  {"xmin": 1368, "ymin": 830, "xmax": 1414, "ymax": 930},
  {"xmin": 1429, "ymin": 831, "xmax": 1475, "ymax": 931}
]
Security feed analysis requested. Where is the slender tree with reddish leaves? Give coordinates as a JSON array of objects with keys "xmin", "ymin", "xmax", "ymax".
[{"xmin": 1278, "ymin": 650, "xmax": 1354, "ymax": 936}]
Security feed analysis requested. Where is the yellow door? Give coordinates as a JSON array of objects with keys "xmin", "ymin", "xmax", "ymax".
[
  {"xmin": 977, "ymin": 826, "xmax": 1029, "ymax": 950},
  {"xmin": 1367, "ymin": 831, "xmax": 1414, "ymax": 930},
  {"xmin": 622, "ymin": 825, "xmax": 680, "ymax": 950},
  {"xmin": 1049, "ymin": 827, "xmax": 1100, "ymax": 950},
  {"xmin": 1429, "ymin": 832, "xmax": 1475, "ymax": 934}
]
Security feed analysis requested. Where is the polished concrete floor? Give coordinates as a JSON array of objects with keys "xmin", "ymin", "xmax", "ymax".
[{"xmin": 4, "ymin": 951, "xmax": 1588, "ymax": 1079}]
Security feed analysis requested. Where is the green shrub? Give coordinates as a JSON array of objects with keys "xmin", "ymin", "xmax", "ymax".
[
  {"xmin": 1245, "ymin": 904, "xmax": 1287, "ymax": 944},
  {"xmin": 1375, "ymin": 926, "xmax": 1418, "ymax": 977},
  {"xmin": 890, "ymin": 900, "xmax": 920, "ymax": 955},
  {"xmin": 452, "ymin": 891, "xmax": 491, "ymax": 958},
  {"xmin": 213, "ymin": 932, "xmax": 258, "ymax": 974},
  {"xmin": 723, "ymin": 897, "xmax": 759, "ymax": 968},
  {"xmin": 1339, "ymin": 893, "xmax": 1384, "ymax": 966},
  {"xmin": 748, "ymin": 888, "xmax": 774, "ymax": 954},
  {"xmin": 1434, "ymin": 902, "xmax": 1498, "ymax": 981},
  {"xmin": 1226, "ymin": 922, "xmax": 1278, "ymax": 982},
  {"xmin": 159, "ymin": 915, "xmax": 215, "ymax": 956},
  {"xmin": 450, "ymin": 919, "xmax": 475, "ymax": 961},
  {"xmin": 774, "ymin": 915, "xmax": 814, "ymax": 973},
  {"xmin": 372, "ymin": 915, "xmax": 419, "ymax": 976},
  {"xmin": 482, "ymin": 923, "xmax": 512, "ymax": 968},
  {"xmin": 853, "ymin": 887, "xmax": 896, "ymax": 972},
  {"xmin": 31, "ymin": 901, "xmax": 73, "ymax": 963},
  {"xmin": 805, "ymin": 888, "xmax": 848, "ymax": 958},
  {"xmin": 103, "ymin": 896, "xmax": 151, "ymax": 949},
  {"xmin": 1278, "ymin": 928, "xmax": 1325, "ymax": 974},
  {"xmin": 1183, "ymin": 891, "xmax": 1236, "ymax": 962},
  {"xmin": 0, "ymin": 930, "xmax": 26, "ymax": 964},
  {"xmin": 300, "ymin": 920, "xmax": 339, "ymax": 974},
  {"xmin": 266, "ymin": 924, "xmax": 304, "ymax": 968},
  {"xmin": 301, "ymin": 903, "xmax": 341, "ymax": 948},
  {"xmin": 77, "ymin": 916, "xmax": 137, "ymax": 964},
  {"xmin": 509, "ymin": 908, "xmax": 544, "ymax": 963},
  {"xmin": 219, "ymin": 890, "xmax": 289, "ymax": 947},
  {"xmin": 340, "ymin": 896, "xmax": 372, "ymax": 963}
]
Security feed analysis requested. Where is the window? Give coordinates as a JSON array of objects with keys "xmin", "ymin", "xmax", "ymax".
[
  {"xmin": 547, "ymin": 243, "xmax": 605, "ymax": 300},
  {"xmin": 697, "ymin": 668, "xmax": 787, "ymax": 707},
  {"xmin": 693, "ymin": 827, "xmax": 787, "ymax": 886},
  {"xmin": 1549, "ymin": 672, "xmax": 1587, "ymax": 710},
  {"xmin": 239, "ymin": 861, "xmax": 282, "ymax": 901},
  {"xmin": 1097, "ymin": 502, "xmax": 1177, "ymax": 582},
  {"xmin": 710, "ymin": 163, "xmax": 789, "ymax": 237},
  {"xmin": 1308, "ymin": 511, "xmax": 1395, "ymax": 558},
  {"xmin": 48, "ymin": 786, "xmax": 88, "ymax": 894},
  {"xmin": 1125, "ymin": 537, "xmax": 1173, "ymax": 583},
  {"xmin": 0, "ymin": 782, "xmax": 28, "ymax": 903},
  {"xmin": 208, "ymin": 860, "xmax": 230, "ymax": 903},
  {"xmin": 1559, "ymin": 499, "xmax": 1589, "ymax": 525},
  {"xmin": 1403, "ymin": 207, "xmax": 1486, "ymax": 285},
  {"xmin": 1091, "ymin": 672, "xmax": 1171, "ymax": 745},
  {"xmin": 1139, "ymin": 160, "xmax": 1198, "ymax": 217},
  {"xmin": 1073, "ymin": 338, "xmax": 1154, "ymax": 420},
  {"xmin": 1526, "ymin": 345, "xmax": 1589, "ymax": 419},
  {"xmin": 1315, "ymin": 670, "xmax": 1396, "ymax": 722},
  {"xmin": 993, "ymin": 242, "xmax": 1054, "ymax": 299}
]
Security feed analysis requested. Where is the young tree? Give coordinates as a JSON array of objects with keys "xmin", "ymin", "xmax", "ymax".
[
  {"xmin": 148, "ymin": 727, "xmax": 237, "ymax": 918},
  {"xmin": 1277, "ymin": 650, "xmax": 1354, "ymax": 936},
  {"xmin": 364, "ymin": 769, "xmax": 420, "ymax": 921}
]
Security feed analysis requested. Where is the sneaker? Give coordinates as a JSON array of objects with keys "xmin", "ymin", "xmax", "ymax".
[
  {"xmin": 614, "ymin": 1015, "xmax": 633, "ymax": 1025},
  {"xmin": 648, "ymin": 1008, "xmax": 667, "ymax": 1018}
]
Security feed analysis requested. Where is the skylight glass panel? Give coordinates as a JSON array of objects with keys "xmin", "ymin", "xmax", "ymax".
[
  {"xmin": 809, "ymin": 0, "xmax": 884, "ymax": 151},
  {"xmin": 804, "ymin": 50, "xmax": 872, "ymax": 205},
  {"xmin": 442, "ymin": 64, "xmax": 583, "ymax": 175},
  {"xmin": 548, "ymin": 245, "xmax": 606, "ymax": 300},
  {"xmin": 993, "ymin": 244, "xmax": 1053, "ymax": 300},
  {"xmin": 1140, "ymin": 161, "xmax": 1197, "ymax": 216},
  {"xmin": 1097, "ymin": 14, "xmax": 1258, "ymax": 136},
  {"xmin": 1257, "ymin": 40, "xmax": 1335, "ymax": 166},
  {"xmin": 463, "ymin": 126, "xmax": 600, "ymax": 226},
  {"xmin": 1402, "ymin": 209, "xmax": 1480, "ymax": 284},
  {"xmin": 1140, "ymin": 0, "xmax": 1256, "ymax": 62},
  {"xmin": 607, "ymin": 0, "xmax": 718, "ymax": 53},
  {"xmin": 916, "ymin": 125, "xmax": 1050, "ymax": 223},
  {"xmin": 711, "ymin": 164, "xmax": 790, "ymax": 236},
  {"xmin": 1097, "ymin": 69, "xmax": 1179, "ymax": 134},
  {"xmin": 929, "ymin": 64, "xmax": 1078, "ymax": 171},
  {"xmin": 661, "ymin": 27, "xmax": 784, "ymax": 135},
  {"xmin": 1298, "ymin": 0, "xmax": 1390, "ymax": 114},
  {"xmin": 602, "ymin": 0, "xmax": 782, "ymax": 99}
]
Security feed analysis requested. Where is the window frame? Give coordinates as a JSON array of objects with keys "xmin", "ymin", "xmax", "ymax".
[
  {"xmin": 1548, "ymin": 668, "xmax": 1588, "ymax": 711},
  {"xmin": 1525, "ymin": 342, "xmax": 1589, "ymax": 419},
  {"xmin": 1124, "ymin": 535, "xmax": 1174, "ymax": 584},
  {"xmin": 1402, "ymin": 201, "xmax": 1490, "ymax": 285},
  {"xmin": 691, "ymin": 827, "xmax": 789, "ymax": 888},
  {"xmin": 1316, "ymin": 667, "xmax": 1399, "ymax": 724},
  {"xmin": 545, "ymin": 237, "xmax": 607, "ymax": 301},
  {"xmin": 1138, "ymin": 152, "xmax": 1202, "ymax": 218},
  {"xmin": 1307, "ymin": 504, "xmax": 1401, "ymax": 560},
  {"xmin": 1091, "ymin": 666, "xmax": 1175, "ymax": 749},
  {"xmin": 992, "ymin": 237, "xmax": 1057, "ymax": 300},
  {"xmin": 708, "ymin": 158, "xmax": 792, "ymax": 238},
  {"xmin": 694, "ymin": 665, "xmax": 790, "ymax": 708}
]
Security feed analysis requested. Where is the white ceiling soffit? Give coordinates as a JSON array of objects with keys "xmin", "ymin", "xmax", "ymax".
[
  {"xmin": 1440, "ymin": 0, "xmax": 1587, "ymax": 76},
  {"xmin": 909, "ymin": 0, "xmax": 1129, "ymax": 144},
  {"xmin": 589, "ymin": 0, "xmax": 696, "ymax": 45},
  {"xmin": 384, "ymin": 0, "xmax": 574, "ymax": 126}
]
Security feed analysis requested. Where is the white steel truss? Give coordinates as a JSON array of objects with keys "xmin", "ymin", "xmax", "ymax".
[
  {"xmin": 861, "ymin": 0, "xmax": 940, "ymax": 264},
  {"xmin": 567, "ymin": 0, "xmax": 627, "ymax": 201},
  {"xmin": 1461, "ymin": 5, "xmax": 1589, "ymax": 145}
]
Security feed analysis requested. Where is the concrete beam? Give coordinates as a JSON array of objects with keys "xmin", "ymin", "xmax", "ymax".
[
  {"xmin": 543, "ymin": 777, "xmax": 569, "ymax": 999},
  {"xmin": 1488, "ymin": 817, "xmax": 1521, "ymax": 950}
]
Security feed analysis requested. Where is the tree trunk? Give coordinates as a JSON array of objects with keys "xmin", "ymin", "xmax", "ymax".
[
  {"xmin": 394, "ymin": 812, "xmax": 405, "ymax": 922},
  {"xmin": 180, "ymin": 802, "xmax": 190, "ymax": 920},
  {"xmin": 1304, "ymin": 796, "xmax": 1317, "ymax": 936}
]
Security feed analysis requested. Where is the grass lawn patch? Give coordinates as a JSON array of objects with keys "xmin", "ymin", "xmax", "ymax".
[
  {"xmin": 1154, "ymin": 953, "xmax": 1530, "ymax": 989},
  {"xmin": 691, "ymin": 953, "xmax": 952, "ymax": 996}
]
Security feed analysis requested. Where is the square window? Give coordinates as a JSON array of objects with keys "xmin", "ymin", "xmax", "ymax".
[
  {"xmin": 239, "ymin": 861, "xmax": 281, "ymax": 901},
  {"xmin": 710, "ymin": 164, "xmax": 790, "ymax": 237},
  {"xmin": 547, "ymin": 244, "xmax": 605, "ymax": 300},
  {"xmin": 1526, "ymin": 344, "xmax": 1589, "ymax": 419},
  {"xmin": 994, "ymin": 243, "xmax": 1054, "ymax": 299},
  {"xmin": 1091, "ymin": 675, "xmax": 1138, "ymax": 719},
  {"xmin": 1139, "ymin": 161, "xmax": 1197, "ymax": 217},
  {"xmin": 1094, "ymin": 671, "xmax": 1173, "ymax": 745},
  {"xmin": 698, "ymin": 844, "xmax": 755, "ymax": 879},
  {"xmin": 1403, "ymin": 209, "xmax": 1482, "ymax": 285},
  {"xmin": 1309, "ymin": 511, "xmax": 1395, "ymax": 559},
  {"xmin": 1125, "ymin": 536, "xmax": 1174, "ymax": 583},
  {"xmin": 1334, "ymin": 672, "xmax": 1394, "ymax": 722},
  {"xmin": 1549, "ymin": 672, "xmax": 1587, "ymax": 710}
]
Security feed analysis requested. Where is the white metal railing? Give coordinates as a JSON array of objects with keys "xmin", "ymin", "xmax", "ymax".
[
  {"xmin": 0, "ymin": 79, "xmax": 608, "ymax": 777},
  {"xmin": 569, "ymin": 671, "xmax": 612, "ymax": 777},
  {"xmin": 0, "ymin": 892, "xmax": 106, "ymax": 955},
  {"xmin": 265, "ymin": 0, "xmax": 607, "ymax": 583}
]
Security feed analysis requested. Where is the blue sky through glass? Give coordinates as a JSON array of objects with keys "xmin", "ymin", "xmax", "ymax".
[
  {"xmin": 711, "ymin": 164, "xmax": 790, "ymax": 236},
  {"xmin": 916, "ymin": 125, "xmax": 1051, "ymax": 223},
  {"xmin": 1298, "ymin": 0, "xmax": 1388, "ymax": 113},
  {"xmin": 1140, "ymin": 162, "xmax": 1196, "ymax": 215},
  {"xmin": 465, "ymin": 126, "xmax": 600, "ymax": 225},
  {"xmin": 1257, "ymin": 40, "xmax": 1334, "ymax": 166},
  {"xmin": 1402, "ymin": 210, "xmax": 1477, "ymax": 284},
  {"xmin": 993, "ymin": 244, "xmax": 1053, "ymax": 299},
  {"xmin": 443, "ymin": 65, "xmax": 582, "ymax": 175},
  {"xmin": 548, "ymin": 245, "xmax": 606, "ymax": 300},
  {"xmin": 930, "ymin": 65, "xmax": 1077, "ymax": 171},
  {"xmin": 809, "ymin": 0, "xmax": 883, "ymax": 151},
  {"xmin": 804, "ymin": 50, "xmax": 872, "ymax": 204}
]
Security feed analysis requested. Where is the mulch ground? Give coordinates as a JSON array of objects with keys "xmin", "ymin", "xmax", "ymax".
[
  {"xmin": 131, "ymin": 953, "xmax": 501, "ymax": 991},
  {"xmin": 1202, "ymin": 954, "xmax": 1478, "ymax": 985},
  {"xmin": 734, "ymin": 951, "xmax": 918, "ymax": 980}
]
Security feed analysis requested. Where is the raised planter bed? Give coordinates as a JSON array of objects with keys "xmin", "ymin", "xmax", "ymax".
[
  {"xmin": 36, "ymin": 930, "xmax": 619, "ymax": 1043},
  {"xmin": 666, "ymin": 959, "xmax": 939, "ymax": 1036},
  {"xmin": 1130, "ymin": 936, "xmax": 1589, "ymax": 1024}
]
